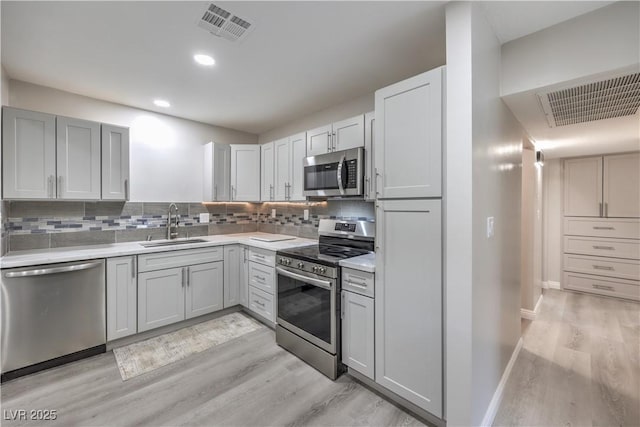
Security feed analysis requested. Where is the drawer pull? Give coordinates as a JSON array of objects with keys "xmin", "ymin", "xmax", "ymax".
[
  {"xmin": 253, "ymin": 254, "xmax": 266, "ymax": 259},
  {"xmin": 593, "ymin": 226, "xmax": 615, "ymax": 230},
  {"xmin": 347, "ymin": 279, "xmax": 368, "ymax": 287},
  {"xmin": 593, "ymin": 245, "xmax": 614, "ymax": 250},
  {"xmin": 592, "ymin": 265, "xmax": 614, "ymax": 271},
  {"xmin": 254, "ymin": 300, "xmax": 265, "ymax": 307},
  {"xmin": 255, "ymin": 275, "xmax": 266, "ymax": 281},
  {"xmin": 592, "ymin": 284, "xmax": 615, "ymax": 291}
]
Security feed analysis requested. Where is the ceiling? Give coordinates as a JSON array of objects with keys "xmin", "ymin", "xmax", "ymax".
[
  {"xmin": 1, "ymin": 1, "xmax": 447, "ymax": 135},
  {"xmin": 2, "ymin": 1, "xmax": 626, "ymax": 139}
]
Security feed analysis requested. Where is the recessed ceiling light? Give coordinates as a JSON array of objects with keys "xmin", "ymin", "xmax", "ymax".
[
  {"xmin": 194, "ymin": 54, "xmax": 215, "ymax": 66},
  {"xmin": 154, "ymin": 99, "xmax": 171, "ymax": 108}
]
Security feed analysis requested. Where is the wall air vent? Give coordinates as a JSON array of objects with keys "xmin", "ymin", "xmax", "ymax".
[
  {"xmin": 538, "ymin": 72, "xmax": 640, "ymax": 127},
  {"xmin": 197, "ymin": 3, "xmax": 254, "ymax": 43}
]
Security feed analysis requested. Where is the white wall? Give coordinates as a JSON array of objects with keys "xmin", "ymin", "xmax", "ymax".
[
  {"xmin": 258, "ymin": 92, "xmax": 373, "ymax": 143},
  {"xmin": 501, "ymin": 1, "xmax": 640, "ymax": 96},
  {"xmin": 543, "ymin": 158, "xmax": 563, "ymax": 285},
  {"xmin": 446, "ymin": 2, "xmax": 523, "ymax": 425},
  {"xmin": 7, "ymin": 80, "xmax": 257, "ymax": 202}
]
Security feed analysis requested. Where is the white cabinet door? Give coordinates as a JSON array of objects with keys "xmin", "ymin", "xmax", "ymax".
[
  {"xmin": 138, "ymin": 267, "xmax": 185, "ymax": 332},
  {"xmin": 364, "ymin": 111, "xmax": 375, "ymax": 201},
  {"xmin": 224, "ymin": 245, "xmax": 242, "ymax": 308},
  {"xmin": 306, "ymin": 124, "xmax": 332, "ymax": 157},
  {"xmin": 185, "ymin": 262, "xmax": 224, "ymax": 319},
  {"xmin": 2, "ymin": 107, "xmax": 56, "ymax": 199},
  {"xmin": 375, "ymin": 199, "xmax": 442, "ymax": 417},
  {"xmin": 564, "ymin": 156, "xmax": 603, "ymax": 217},
  {"xmin": 342, "ymin": 290, "xmax": 374, "ymax": 379},
  {"xmin": 106, "ymin": 256, "xmax": 137, "ymax": 341},
  {"xmin": 203, "ymin": 142, "xmax": 231, "ymax": 202},
  {"xmin": 274, "ymin": 138, "xmax": 290, "ymax": 201},
  {"xmin": 333, "ymin": 115, "xmax": 364, "ymax": 152},
  {"xmin": 261, "ymin": 142, "xmax": 275, "ymax": 202},
  {"xmin": 56, "ymin": 116, "xmax": 101, "ymax": 200},
  {"xmin": 375, "ymin": 67, "xmax": 443, "ymax": 199},
  {"xmin": 289, "ymin": 132, "xmax": 307, "ymax": 201},
  {"xmin": 604, "ymin": 153, "xmax": 640, "ymax": 218},
  {"xmin": 101, "ymin": 124, "xmax": 130, "ymax": 201},
  {"xmin": 230, "ymin": 144, "xmax": 261, "ymax": 201}
]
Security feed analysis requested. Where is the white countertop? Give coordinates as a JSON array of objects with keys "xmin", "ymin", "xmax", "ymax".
[
  {"xmin": 339, "ymin": 252, "xmax": 375, "ymax": 273},
  {"xmin": 0, "ymin": 232, "xmax": 317, "ymax": 269}
]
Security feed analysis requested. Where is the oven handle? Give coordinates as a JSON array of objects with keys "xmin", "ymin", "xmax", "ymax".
[{"xmin": 276, "ymin": 267, "xmax": 332, "ymax": 290}]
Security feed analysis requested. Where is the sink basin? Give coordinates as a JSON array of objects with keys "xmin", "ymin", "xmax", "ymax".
[{"xmin": 139, "ymin": 238, "xmax": 208, "ymax": 248}]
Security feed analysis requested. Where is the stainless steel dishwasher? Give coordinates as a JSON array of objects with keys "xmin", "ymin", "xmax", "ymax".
[{"xmin": 1, "ymin": 259, "xmax": 106, "ymax": 381}]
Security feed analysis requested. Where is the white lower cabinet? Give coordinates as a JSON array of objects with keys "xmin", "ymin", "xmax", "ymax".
[
  {"xmin": 341, "ymin": 290, "xmax": 374, "ymax": 379},
  {"xmin": 138, "ymin": 267, "xmax": 186, "ymax": 332},
  {"xmin": 185, "ymin": 262, "xmax": 224, "ymax": 319},
  {"xmin": 224, "ymin": 245, "xmax": 249, "ymax": 308},
  {"xmin": 375, "ymin": 199, "xmax": 442, "ymax": 417},
  {"xmin": 248, "ymin": 286, "xmax": 275, "ymax": 323},
  {"xmin": 246, "ymin": 248, "xmax": 276, "ymax": 323},
  {"xmin": 106, "ymin": 256, "xmax": 137, "ymax": 341}
]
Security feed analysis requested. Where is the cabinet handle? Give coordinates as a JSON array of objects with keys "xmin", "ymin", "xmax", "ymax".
[
  {"xmin": 47, "ymin": 175, "xmax": 53, "ymax": 198},
  {"xmin": 255, "ymin": 275, "xmax": 266, "ymax": 281},
  {"xmin": 57, "ymin": 176, "xmax": 62, "ymax": 198},
  {"xmin": 592, "ymin": 284, "xmax": 615, "ymax": 291},
  {"xmin": 231, "ymin": 185, "xmax": 235, "ymax": 201},
  {"xmin": 254, "ymin": 299, "xmax": 265, "ymax": 307},
  {"xmin": 593, "ymin": 265, "xmax": 614, "ymax": 271},
  {"xmin": 593, "ymin": 226, "xmax": 614, "ymax": 230},
  {"xmin": 327, "ymin": 131, "xmax": 331, "ymax": 152},
  {"xmin": 593, "ymin": 245, "xmax": 614, "ymax": 250},
  {"xmin": 187, "ymin": 266, "xmax": 190, "ymax": 287},
  {"xmin": 243, "ymin": 248, "xmax": 247, "ymax": 263},
  {"xmin": 124, "ymin": 179, "xmax": 129, "ymax": 200},
  {"xmin": 605, "ymin": 203, "xmax": 608, "ymax": 218},
  {"xmin": 599, "ymin": 202, "xmax": 603, "ymax": 217},
  {"xmin": 341, "ymin": 292, "xmax": 345, "ymax": 319},
  {"xmin": 214, "ymin": 184, "xmax": 218, "ymax": 201},
  {"xmin": 269, "ymin": 184, "xmax": 273, "ymax": 201},
  {"xmin": 347, "ymin": 279, "xmax": 367, "ymax": 287},
  {"xmin": 375, "ymin": 168, "xmax": 381, "ymax": 195},
  {"xmin": 253, "ymin": 253, "xmax": 265, "ymax": 259},
  {"xmin": 333, "ymin": 131, "xmax": 337, "ymax": 151},
  {"xmin": 182, "ymin": 267, "xmax": 186, "ymax": 287},
  {"xmin": 132, "ymin": 257, "xmax": 136, "ymax": 279}
]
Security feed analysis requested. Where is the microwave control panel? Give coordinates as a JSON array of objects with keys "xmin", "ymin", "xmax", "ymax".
[{"xmin": 346, "ymin": 159, "xmax": 357, "ymax": 188}]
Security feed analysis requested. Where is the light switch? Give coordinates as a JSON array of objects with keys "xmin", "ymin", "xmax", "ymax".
[
  {"xmin": 303, "ymin": 209, "xmax": 309, "ymax": 220},
  {"xmin": 199, "ymin": 213, "xmax": 210, "ymax": 224},
  {"xmin": 271, "ymin": 209, "xmax": 276, "ymax": 218},
  {"xmin": 487, "ymin": 217, "xmax": 494, "ymax": 238}
]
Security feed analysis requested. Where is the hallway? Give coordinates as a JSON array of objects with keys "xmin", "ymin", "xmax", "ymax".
[{"xmin": 494, "ymin": 289, "xmax": 640, "ymax": 426}]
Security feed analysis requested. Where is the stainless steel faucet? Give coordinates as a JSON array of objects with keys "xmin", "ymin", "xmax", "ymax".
[{"xmin": 167, "ymin": 203, "xmax": 179, "ymax": 240}]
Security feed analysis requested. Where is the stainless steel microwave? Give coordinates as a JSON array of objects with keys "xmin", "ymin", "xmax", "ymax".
[{"xmin": 303, "ymin": 147, "xmax": 364, "ymax": 198}]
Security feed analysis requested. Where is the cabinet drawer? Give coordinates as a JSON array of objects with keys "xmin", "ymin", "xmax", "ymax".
[
  {"xmin": 138, "ymin": 247, "xmax": 223, "ymax": 272},
  {"xmin": 564, "ymin": 217, "xmax": 640, "ymax": 239},
  {"xmin": 249, "ymin": 261, "xmax": 275, "ymax": 294},
  {"xmin": 564, "ymin": 254, "xmax": 640, "ymax": 281},
  {"xmin": 563, "ymin": 236, "xmax": 640, "ymax": 260},
  {"xmin": 563, "ymin": 272, "xmax": 639, "ymax": 301},
  {"xmin": 248, "ymin": 247, "xmax": 276, "ymax": 266},
  {"xmin": 248, "ymin": 285, "xmax": 275, "ymax": 323},
  {"xmin": 342, "ymin": 268, "xmax": 374, "ymax": 298}
]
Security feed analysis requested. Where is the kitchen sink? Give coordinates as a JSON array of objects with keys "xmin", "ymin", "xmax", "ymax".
[{"xmin": 139, "ymin": 238, "xmax": 208, "ymax": 248}]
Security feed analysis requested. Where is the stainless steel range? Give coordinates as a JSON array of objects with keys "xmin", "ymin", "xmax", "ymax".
[{"xmin": 275, "ymin": 219, "xmax": 375, "ymax": 379}]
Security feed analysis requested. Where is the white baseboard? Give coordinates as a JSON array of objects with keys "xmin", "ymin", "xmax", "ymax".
[
  {"xmin": 521, "ymin": 294, "xmax": 544, "ymax": 320},
  {"xmin": 547, "ymin": 281, "xmax": 561, "ymax": 290},
  {"xmin": 480, "ymin": 337, "xmax": 524, "ymax": 427}
]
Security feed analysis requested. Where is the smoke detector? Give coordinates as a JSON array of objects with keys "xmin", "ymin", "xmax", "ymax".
[
  {"xmin": 538, "ymin": 72, "xmax": 640, "ymax": 127},
  {"xmin": 197, "ymin": 3, "xmax": 254, "ymax": 43}
]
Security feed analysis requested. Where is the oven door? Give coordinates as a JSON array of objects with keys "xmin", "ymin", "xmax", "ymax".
[
  {"xmin": 303, "ymin": 147, "xmax": 363, "ymax": 197},
  {"xmin": 276, "ymin": 266, "xmax": 337, "ymax": 354}
]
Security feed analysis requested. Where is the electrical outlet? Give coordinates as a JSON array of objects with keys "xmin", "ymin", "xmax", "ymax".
[
  {"xmin": 303, "ymin": 209, "xmax": 309, "ymax": 220},
  {"xmin": 271, "ymin": 209, "xmax": 276, "ymax": 218},
  {"xmin": 199, "ymin": 213, "xmax": 210, "ymax": 224},
  {"xmin": 487, "ymin": 217, "xmax": 494, "ymax": 238}
]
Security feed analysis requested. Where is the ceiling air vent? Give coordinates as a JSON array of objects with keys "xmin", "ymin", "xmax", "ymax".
[
  {"xmin": 197, "ymin": 3, "xmax": 254, "ymax": 43},
  {"xmin": 538, "ymin": 72, "xmax": 640, "ymax": 127}
]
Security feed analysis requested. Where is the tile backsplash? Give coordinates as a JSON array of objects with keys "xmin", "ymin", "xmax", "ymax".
[{"xmin": 1, "ymin": 200, "xmax": 375, "ymax": 253}]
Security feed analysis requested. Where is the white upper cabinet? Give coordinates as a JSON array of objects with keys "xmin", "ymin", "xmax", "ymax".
[
  {"xmin": 230, "ymin": 144, "xmax": 261, "ymax": 201},
  {"xmin": 274, "ymin": 138, "xmax": 290, "ymax": 200},
  {"xmin": 306, "ymin": 124, "xmax": 332, "ymax": 157},
  {"xmin": 56, "ymin": 116, "xmax": 101, "ymax": 200},
  {"xmin": 364, "ymin": 111, "xmax": 376, "ymax": 201},
  {"xmin": 333, "ymin": 115, "xmax": 364, "ymax": 152},
  {"xmin": 203, "ymin": 142, "xmax": 231, "ymax": 202},
  {"xmin": 603, "ymin": 153, "xmax": 640, "ymax": 218},
  {"xmin": 2, "ymin": 107, "xmax": 56, "ymax": 199},
  {"xmin": 261, "ymin": 142, "xmax": 275, "ymax": 202},
  {"xmin": 305, "ymin": 116, "xmax": 364, "ymax": 156},
  {"xmin": 564, "ymin": 156, "xmax": 603, "ymax": 217},
  {"xmin": 101, "ymin": 124, "xmax": 130, "ymax": 201},
  {"xmin": 289, "ymin": 132, "xmax": 307, "ymax": 201},
  {"xmin": 375, "ymin": 67, "xmax": 443, "ymax": 199}
]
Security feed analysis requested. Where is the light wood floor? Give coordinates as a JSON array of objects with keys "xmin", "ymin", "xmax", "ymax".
[
  {"xmin": 1, "ymin": 325, "xmax": 424, "ymax": 427},
  {"xmin": 494, "ymin": 289, "xmax": 640, "ymax": 427}
]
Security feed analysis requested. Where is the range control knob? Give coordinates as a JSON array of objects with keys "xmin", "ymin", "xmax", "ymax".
[
  {"xmin": 312, "ymin": 266, "xmax": 318, "ymax": 273},
  {"xmin": 286, "ymin": 259, "xmax": 292, "ymax": 265},
  {"xmin": 297, "ymin": 262, "xmax": 304, "ymax": 268},
  {"xmin": 279, "ymin": 258, "xmax": 284, "ymax": 264},
  {"xmin": 320, "ymin": 267, "xmax": 327, "ymax": 274}
]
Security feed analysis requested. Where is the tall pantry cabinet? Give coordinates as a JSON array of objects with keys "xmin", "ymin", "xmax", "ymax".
[
  {"xmin": 563, "ymin": 152, "xmax": 640, "ymax": 300},
  {"xmin": 373, "ymin": 66, "xmax": 444, "ymax": 418}
]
